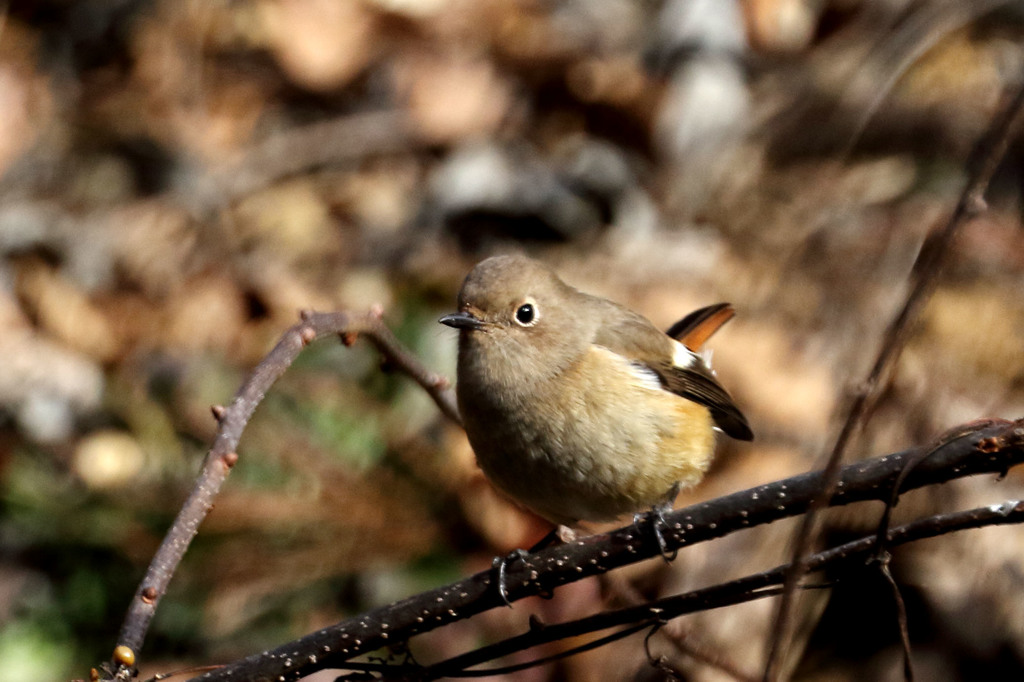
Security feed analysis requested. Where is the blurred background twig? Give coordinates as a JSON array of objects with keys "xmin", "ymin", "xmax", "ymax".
[{"xmin": 764, "ymin": 78, "xmax": 1024, "ymax": 682}]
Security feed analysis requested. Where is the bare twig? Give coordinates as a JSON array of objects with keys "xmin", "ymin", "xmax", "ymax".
[
  {"xmin": 863, "ymin": 418, "xmax": 1016, "ymax": 682},
  {"xmin": 872, "ymin": 419, "xmax": 1008, "ymax": 555},
  {"xmin": 873, "ymin": 553, "xmax": 914, "ymax": 682},
  {"xmin": 763, "ymin": 80, "xmax": 1024, "ymax": 681},
  {"xmin": 836, "ymin": 0, "xmax": 1016, "ymax": 158},
  {"xmin": 173, "ymin": 111, "xmax": 419, "ymax": 222},
  {"xmin": 219, "ymin": 111, "xmax": 416, "ymax": 200},
  {"xmin": 106, "ymin": 309, "xmax": 457, "ymax": 680},
  {"xmin": 188, "ymin": 418, "xmax": 1024, "ymax": 682}
]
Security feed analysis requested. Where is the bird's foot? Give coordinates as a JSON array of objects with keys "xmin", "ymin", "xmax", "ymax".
[
  {"xmin": 630, "ymin": 499, "xmax": 679, "ymax": 557},
  {"xmin": 491, "ymin": 549, "xmax": 529, "ymax": 607},
  {"xmin": 491, "ymin": 526, "xmax": 572, "ymax": 606}
]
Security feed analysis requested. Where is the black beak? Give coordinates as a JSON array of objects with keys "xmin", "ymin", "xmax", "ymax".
[{"xmin": 439, "ymin": 311, "xmax": 487, "ymax": 331}]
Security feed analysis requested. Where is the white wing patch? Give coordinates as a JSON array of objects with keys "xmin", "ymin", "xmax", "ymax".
[
  {"xmin": 672, "ymin": 339, "xmax": 700, "ymax": 369},
  {"xmin": 627, "ymin": 361, "xmax": 664, "ymax": 391},
  {"xmin": 672, "ymin": 338, "xmax": 717, "ymax": 373},
  {"xmin": 592, "ymin": 345, "xmax": 664, "ymax": 392}
]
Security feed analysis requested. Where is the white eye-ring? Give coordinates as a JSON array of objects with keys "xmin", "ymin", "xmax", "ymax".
[{"xmin": 513, "ymin": 299, "xmax": 538, "ymax": 327}]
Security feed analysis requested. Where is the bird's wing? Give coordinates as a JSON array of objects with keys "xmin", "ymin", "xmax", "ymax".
[
  {"xmin": 656, "ymin": 355, "xmax": 753, "ymax": 441},
  {"xmin": 592, "ymin": 301, "xmax": 754, "ymax": 441}
]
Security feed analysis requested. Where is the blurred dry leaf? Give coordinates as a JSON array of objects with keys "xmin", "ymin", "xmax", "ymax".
[
  {"xmin": 914, "ymin": 284, "xmax": 1024, "ymax": 382},
  {"xmin": 334, "ymin": 268, "xmax": 395, "ymax": 311},
  {"xmin": 74, "ymin": 429, "xmax": 146, "ymax": 490},
  {"xmin": 0, "ymin": 20, "xmax": 53, "ymax": 176},
  {"xmin": 261, "ymin": 0, "xmax": 381, "ymax": 91},
  {"xmin": 715, "ymin": 319, "xmax": 836, "ymax": 439},
  {"xmin": 395, "ymin": 51, "xmax": 512, "ymax": 143},
  {"xmin": 566, "ymin": 55, "xmax": 648, "ymax": 107},
  {"xmin": 835, "ymin": 155, "xmax": 917, "ymax": 205},
  {"xmin": 894, "ymin": 29, "xmax": 1005, "ymax": 133},
  {"xmin": 495, "ymin": 4, "xmax": 574, "ymax": 62},
  {"xmin": 165, "ymin": 272, "xmax": 248, "ymax": 352},
  {"xmin": 125, "ymin": 3, "xmax": 269, "ymax": 159},
  {"xmin": 183, "ymin": 79, "xmax": 268, "ymax": 158},
  {"xmin": 367, "ymin": 0, "xmax": 451, "ymax": 18},
  {"xmin": 329, "ymin": 159, "xmax": 422, "ymax": 236},
  {"xmin": 744, "ymin": 0, "xmax": 820, "ymax": 53},
  {"xmin": 16, "ymin": 260, "xmax": 120, "ymax": 362},
  {"xmin": 232, "ymin": 179, "xmax": 335, "ymax": 263},
  {"xmin": 108, "ymin": 202, "xmax": 199, "ymax": 297},
  {"xmin": 0, "ymin": 328, "xmax": 103, "ymax": 442}
]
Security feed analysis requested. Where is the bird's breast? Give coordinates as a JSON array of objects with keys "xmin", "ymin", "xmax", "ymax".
[{"xmin": 458, "ymin": 345, "xmax": 716, "ymax": 525}]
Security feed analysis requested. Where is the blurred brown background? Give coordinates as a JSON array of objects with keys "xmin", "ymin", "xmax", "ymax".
[{"xmin": 0, "ymin": 1, "xmax": 1022, "ymax": 680}]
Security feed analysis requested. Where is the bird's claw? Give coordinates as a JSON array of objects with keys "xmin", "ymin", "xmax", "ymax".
[
  {"xmin": 634, "ymin": 505, "xmax": 678, "ymax": 562},
  {"xmin": 492, "ymin": 548, "xmax": 529, "ymax": 607}
]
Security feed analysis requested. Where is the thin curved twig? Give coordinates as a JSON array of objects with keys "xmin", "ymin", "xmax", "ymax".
[
  {"xmin": 835, "ymin": 0, "xmax": 1016, "ymax": 159},
  {"xmin": 107, "ymin": 309, "xmax": 457, "ymax": 679},
  {"xmin": 205, "ymin": 111, "xmax": 417, "ymax": 204}
]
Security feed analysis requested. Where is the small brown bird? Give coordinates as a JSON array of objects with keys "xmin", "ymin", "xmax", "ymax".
[{"xmin": 440, "ymin": 254, "xmax": 752, "ymax": 539}]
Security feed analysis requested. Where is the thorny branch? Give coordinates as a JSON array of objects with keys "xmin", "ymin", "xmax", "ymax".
[
  {"xmin": 405, "ymin": 498, "xmax": 1024, "ymax": 681},
  {"xmin": 184, "ymin": 418, "xmax": 1024, "ymax": 682},
  {"xmin": 763, "ymin": 78, "xmax": 1024, "ymax": 681}
]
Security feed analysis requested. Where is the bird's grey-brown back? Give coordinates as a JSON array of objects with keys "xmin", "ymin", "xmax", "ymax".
[{"xmin": 592, "ymin": 300, "xmax": 676, "ymax": 367}]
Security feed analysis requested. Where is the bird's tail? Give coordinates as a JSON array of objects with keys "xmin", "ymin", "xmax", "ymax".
[{"xmin": 665, "ymin": 303, "xmax": 735, "ymax": 351}]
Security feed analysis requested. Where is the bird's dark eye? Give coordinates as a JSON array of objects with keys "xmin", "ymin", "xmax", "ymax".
[{"xmin": 514, "ymin": 302, "xmax": 536, "ymax": 326}]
